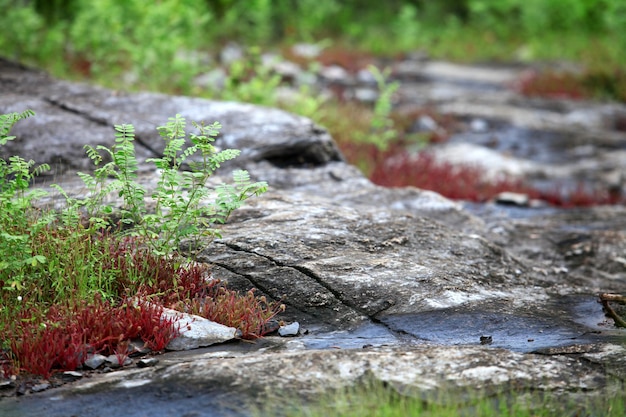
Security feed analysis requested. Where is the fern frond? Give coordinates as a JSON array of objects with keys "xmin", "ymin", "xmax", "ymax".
[
  {"xmin": 0, "ymin": 109, "xmax": 35, "ymax": 145},
  {"xmin": 76, "ymin": 171, "xmax": 97, "ymax": 190}
]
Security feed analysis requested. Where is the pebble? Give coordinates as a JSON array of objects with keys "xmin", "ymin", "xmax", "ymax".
[
  {"xmin": 83, "ymin": 353, "xmax": 107, "ymax": 370},
  {"xmin": 354, "ymin": 88, "xmax": 379, "ymax": 103},
  {"xmin": 416, "ymin": 115, "xmax": 438, "ymax": 131},
  {"xmin": 291, "ymin": 43, "xmax": 323, "ymax": 59},
  {"xmin": 30, "ymin": 381, "xmax": 51, "ymax": 393},
  {"xmin": 278, "ymin": 322, "xmax": 300, "ymax": 337},
  {"xmin": 470, "ymin": 118, "xmax": 489, "ymax": 132},
  {"xmin": 62, "ymin": 371, "xmax": 84, "ymax": 381},
  {"xmin": 0, "ymin": 379, "xmax": 16, "ymax": 390},
  {"xmin": 137, "ymin": 358, "xmax": 159, "ymax": 368},
  {"xmin": 319, "ymin": 65, "xmax": 350, "ymax": 83},
  {"xmin": 105, "ymin": 355, "xmax": 133, "ymax": 368},
  {"xmin": 494, "ymin": 191, "xmax": 530, "ymax": 207}
]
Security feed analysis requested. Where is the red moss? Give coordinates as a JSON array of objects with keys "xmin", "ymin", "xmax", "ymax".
[
  {"xmin": 370, "ymin": 150, "xmax": 534, "ymax": 201},
  {"xmin": 185, "ymin": 284, "xmax": 285, "ymax": 339},
  {"xmin": 3, "ymin": 296, "xmax": 179, "ymax": 378},
  {"xmin": 283, "ymin": 45, "xmax": 374, "ymax": 74},
  {"xmin": 1, "ymin": 236, "xmax": 286, "ymax": 379},
  {"xmin": 513, "ymin": 70, "xmax": 590, "ymax": 100},
  {"xmin": 103, "ymin": 239, "xmax": 285, "ymax": 338},
  {"xmin": 340, "ymin": 142, "xmax": 622, "ymax": 207}
]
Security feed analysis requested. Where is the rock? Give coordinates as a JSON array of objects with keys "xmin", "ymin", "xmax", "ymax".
[
  {"xmin": 494, "ymin": 191, "xmax": 530, "ymax": 206},
  {"xmin": 29, "ymin": 382, "xmax": 50, "ymax": 393},
  {"xmin": 415, "ymin": 114, "xmax": 438, "ymax": 131},
  {"xmin": 356, "ymin": 68, "xmax": 377, "ymax": 85},
  {"xmin": 0, "ymin": 379, "xmax": 16, "ymax": 390},
  {"xmin": 470, "ymin": 118, "xmax": 489, "ymax": 132},
  {"xmin": 12, "ymin": 345, "xmax": 616, "ymax": 414},
  {"xmin": 219, "ymin": 42, "xmax": 244, "ymax": 66},
  {"xmin": 105, "ymin": 354, "xmax": 133, "ymax": 368},
  {"xmin": 83, "ymin": 354, "xmax": 107, "ymax": 370},
  {"xmin": 278, "ymin": 322, "xmax": 300, "ymax": 337},
  {"xmin": 264, "ymin": 57, "xmax": 302, "ymax": 81},
  {"xmin": 136, "ymin": 358, "xmax": 159, "ymax": 368},
  {"xmin": 164, "ymin": 309, "xmax": 240, "ymax": 351},
  {"xmin": 428, "ymin": 142, "xmax": 538, "ymax": 180},
  {"xmin": 2, "ymin": 57, "xmax": 626, "ymax": 417},
  {"xmin": 291, "ymin": 43, "xmax": 324, "ymax": 59},
  {"xmin": 319, "ymin": 65, "xmax": 351, "ymax": 83},
  {"xmin": 127, "ymin": 338, "xmax": 152, "ymax": 357},
  {"xmin": 193, "ymin": 68, "xmax": 227, "ymax": 90},
  {"xmin": 61, "ymin": 371, "xmax": 83, "ymax": 381},
  {"xmin": 353, "ymin": 88, "xmax": 378, "ymax": 103}
]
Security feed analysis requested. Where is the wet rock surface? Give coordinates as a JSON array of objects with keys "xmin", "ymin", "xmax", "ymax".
[{"xmin": 1, "ymin": 56, "xmax": 626, "ymax": 416}]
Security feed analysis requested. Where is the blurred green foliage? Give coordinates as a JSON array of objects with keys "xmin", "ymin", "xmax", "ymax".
[
  {"xmin": 3, "ymin": 0, "xmax": 624, "ymax": 54},
  {"xmin": 0, "ymin": 0, "xmax": 624, "ymax": 94}
]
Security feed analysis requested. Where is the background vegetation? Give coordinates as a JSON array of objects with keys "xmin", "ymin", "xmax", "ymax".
[{"xmin": 1, "ymin": 0, "xmax": 625, "ymax": 89}]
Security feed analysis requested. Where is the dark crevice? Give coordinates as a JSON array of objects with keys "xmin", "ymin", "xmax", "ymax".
[
  {"xmin": 262, "ymin": 148, "xmax": 333, "ymax": 168},
  {"xmin": 259, "ymin": 141, "xmax": 343, "ymax": 169},
  {"xmin": 44, "ymin": 97, "xmax": 163, "ymax": 158},
  {"xmin": 210, "ymin": 258, "xmax": 326, "ymax": 322},
  {"xmin": 218, "ymin": 241, "xmax": 399, "ymax": 331}
]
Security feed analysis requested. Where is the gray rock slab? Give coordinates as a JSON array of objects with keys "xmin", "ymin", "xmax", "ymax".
[{"xmin": 0, "ymin": 344, "xmax": 618, "ymax": 416}]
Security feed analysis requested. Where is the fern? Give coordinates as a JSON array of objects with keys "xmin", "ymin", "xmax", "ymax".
[
  {"xmin": 57, "ymin": 114, "xmax": 268, "ymax": 256},
  {"xmin": 356, "ymin": 65, "xmax": 400, "ymax": 151},
  {"xmin": 0, "ymin": 109, "xmax": 35, "ymax": 145},
  {"xmin": 0, "ymin": 110, "xmax": 53, "ymax": 292}
]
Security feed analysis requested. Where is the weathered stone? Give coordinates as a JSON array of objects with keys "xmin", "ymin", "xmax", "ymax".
[
  {"xmin": 29, "ymin": 382, "xmax": 50, "ymax": 393},
  {"xmin": 164, "ymin": 310, "xmax": 240, "ymax": 351},
  {"xmin": 61, "ymin": 371, "xmax": 84, "ymax": 381},
  {"xmin": 105, "ymin": 355, "xmax": 133, "ymax": 368},
  {"xmin": 8, "ymin": 344, "xmax": 615, "ymax": 414},
  {"xmin": 82, "ymin": 354, "xmax": 107, "ymax": 370},
  {"xmin": 136, "ymin": 358, "xmax": 159, "ymax": 368},
  {"xmin": 494, "ymin": 191, "xmax": 530, "ymax": 206},
  {"xmin": 278, "ymin": 322, "xmax": 300, "ymax": 337}
]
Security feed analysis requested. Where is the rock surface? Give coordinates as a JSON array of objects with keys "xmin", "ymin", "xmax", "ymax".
[{"xmin": 1, "ymin": 56, "xmax": 626, "ymax": 416}]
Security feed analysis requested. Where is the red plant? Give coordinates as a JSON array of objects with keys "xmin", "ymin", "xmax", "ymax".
[
  {"xmin": 339, "ymin": 141, "xmax": 622, "ymax": 207},
  {"xmin": 4, "ymin": 296, "xmax": 180, "ymax": 378},
  {"xmin": 135, "ymin": 300, "xmax": 180, "ymax": 351},
  {"xmin": 1, "ymin": 236, "xmax": 287, "ymax": 379},
  {"xmin": 369, "ymin": 149, "xmax": 533, "ymax": 201},
  {"xmin": 187, "ymin": 285, "xmax": 285, "ymax": 339},
  {"xmin": 1, "ymin": 349, "xmax": 15, "ymax": 379},
  {"xmin": 100, "ymin": 235, "xmax": 212, "ymax": 304},
  {"xmin": 513, "ymin": 70, "xmax": 590, "ymax": 100}
]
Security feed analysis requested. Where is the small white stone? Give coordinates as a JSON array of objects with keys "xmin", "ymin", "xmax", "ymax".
[
  {"xmin": 164, "ymin": 309, "xmax": 240, "ymax": 351},
  {"xmin": 470, "ymin": 118, "xmax": 489, "ymax": 132},
  {"xmin": 278, "ymin": 322, "xmax": 300, "ymax": 337},
  {"xmin": 416, "ymin": 115, "xmax": 437, "ymax": 131},
  {"xmin": 292, "ymin": 43, "xmax": 323, "ymax": 59}
]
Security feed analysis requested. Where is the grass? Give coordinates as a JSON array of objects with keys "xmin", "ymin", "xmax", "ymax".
[
  {"xmin": 0, "ymin": 111, "xmax": 281, "ymax": 380},
  {"xmin": 257, "ymin": 379, "xmax": 626, "ymax": 417}
]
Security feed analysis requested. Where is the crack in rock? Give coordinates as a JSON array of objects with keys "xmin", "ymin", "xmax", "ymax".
[
  {"xmin": 213, "ymin": 241, "xmax": 401, "ymax": 334},
  {"xmin": 44, "ymin": 96, "xmax": 164, "ymax": 158}
]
